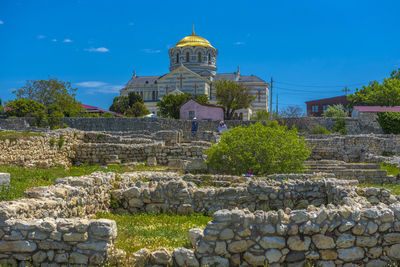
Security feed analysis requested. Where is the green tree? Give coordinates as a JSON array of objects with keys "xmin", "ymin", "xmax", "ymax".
[
  {"xmin": 13, "ymin": 78, "xmax": 83, "ymax": 117},
  {"xmin": 109, "ymin": 96, "xmax": 130, "ymax": 115},
  {"xmin": 348, "ymin": 68, "xmax": 400, "ymax": 107},
  {"xmin": 377, "ymin": 112, "xmax": 400, "ymax": 134},
  {"xmin": 125, "ymin": 102, "xmax": 149, "ymax": 117},
  {"xmin": 128, "ymin": 92, "xmax": 144, "ymax": 106},
  {"xmin": 205, "ymin": 121, "xmax": 311, "ymax": 175},
  {"xmin": 214, "ymin": 79, "xmax": 255, "ymax": 120},
  {"xmin": 323, "ymin": 104, "xmax": 348, "ymax": 118},
  {"xmin": 157, "ymin": 93, "xmax": 208, "ymax": 119},
  {"xmin": 6, "ymin": 99, "xmax": 47, "ymax": 126},
  {"xmin": 47, "ymin": 103, "xmax": 65, "ymax": 129}
]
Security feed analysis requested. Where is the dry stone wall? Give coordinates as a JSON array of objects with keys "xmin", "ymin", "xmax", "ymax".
[
  {"xmin": 111, "ymin": 172, "xmax": 385, "ymax": 216},
  {"xmin": 0, "ymin": 172, "xmax": 115, "ymax": 220},
  {"xmin": 307, "ymin": 134, "xmax": 400, "ymax": 162},
  {"xmin": 194, "ymin": 203, "xmax": 400, "ymax": 266},
  {"xmin": 0, "ymin": 130, "xmax": 80, "ymax": 168},
  {"xmin": 0, "ymin": 218, "xmax": 117, "ymax": 266}
]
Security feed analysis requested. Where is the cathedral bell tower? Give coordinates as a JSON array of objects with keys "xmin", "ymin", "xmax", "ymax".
[{"xmin": 168, "ymin": 26, "xmax": 218, "ymax": 81}]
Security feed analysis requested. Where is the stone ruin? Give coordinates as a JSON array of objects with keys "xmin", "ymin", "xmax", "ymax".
[
  {"xmin": 0, "ymin": 170, "xmax": 399, "ymax": 266},
  {"xmin": 1, "ymin": 126, "xmax": 400, "ymax": 266}
]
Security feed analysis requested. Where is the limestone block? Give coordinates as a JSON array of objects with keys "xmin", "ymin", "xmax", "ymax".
[
  {"xmin": 312, "ymin": 234, "xmax": 335, "ymax": 249},
  {"xmin": 150, "ymin": 248, "xmax": 172, "ymax": 265},
  {"xmin": 201, "ymin": 256, "xmax": 229, "ymax": 267},
  {"xmin": 259, "ymin": 236, "xmax": 286, "ymax": 249},
  {"xmin": 173, "ymin": 247, "xmax": 199, "ymax": 267},
  {"xmin": 265, "ymin": 249, "xmax": 282, "ymax": 263},
  {"xmin": 0, "ymin": 173, "xmax": 10, "ymax": 190},
  {"xmin": 287, "ymin": 236, "xmax": 311, "ymax": 251},
  {"xmin": 189, "ymin": 228, "xmax": 203, "ymax": 248},
  {"xmin": 337, "ymin": 247, "xmax": 364, "ymax": 262},
  {"xmin": 243, "ymin": 251, "xmax": 265, "ymax": 266},
  {"xmin": 89, "ymin": 219, "xmax": 117, "ymax": 240},
  {"xmin": 69, "ymin": 252, "xmax": 88, "ymax": 265},
  {"xmin": 63, "ymin": 232, "xmax": 88, "ymax": 242},
  {"xmin": 0, "ymin": 240, "xmax": 37, "ymax": 252}
]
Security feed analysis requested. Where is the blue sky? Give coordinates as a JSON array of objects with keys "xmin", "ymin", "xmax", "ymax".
[{"xmin": 0, "ymin": 0, "xmax": 399, "ymax": 111}]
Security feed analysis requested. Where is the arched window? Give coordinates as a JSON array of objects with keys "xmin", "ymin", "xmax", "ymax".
[
  {"xmin": 198, "ymin": 52, "xmax": 201, "ymax": 62},
  {"xmin": 186, "ymin": 52, "xmax": 190, "ymax": 62},
  {"xmin": 208, "ymin": 54, "xmax": 211, "ymax": 63},
  {"xmin": 176, "ymin": 53, "xmax": 179, "ymax": 63}
]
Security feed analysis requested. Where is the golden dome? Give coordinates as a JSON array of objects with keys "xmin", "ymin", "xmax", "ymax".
[{"xmin": 175, "ymin": 31, "xmax": 213, "ymax": 48}]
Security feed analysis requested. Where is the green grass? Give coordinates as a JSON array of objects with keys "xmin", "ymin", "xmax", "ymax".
[
  {"xmin": 381, "ymin": 162, "xmax": 400, "ymax": 176},
  {"xmin": 97, "ymin": 212, "xmax": 211, "ymax": 253},
  {"xmin": 358, "ymin": 163, "xmax": 400, "ymax": 195},
  {"xmin": 360, "ymin": 183, "xmax": 400, "ymax": 195},
  {"xmin": 0, "ymin": 131, "xmax": 42, "ymax": 141},
  {"xmin": 0, "ymin": 164, "xmax": 167, "ymax": 201}
]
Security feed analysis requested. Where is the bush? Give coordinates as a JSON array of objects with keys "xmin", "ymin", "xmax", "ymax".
[
  {"xmin": 205, "ymin": 121, "xmax": 311, "ymax": 175},
  {"xmin": 101, "ymin": 112, "xmax": 115, "ymax": 118},
  {"xmin": 333, "ymin": 118, "xmax": 346, "ymax": 135},
  {"xmin": 377, "ymin": 112, "xmax": 400, "ymax": 134},
  {"xmin": 311, "ymin": 124, "xmax": 331, "ymax": 134},
  {"xmin": 6, "ymin": 99, "xmax": 47, "ymax": 126},
  {"xmin": 323, "ymin": 104, "xmax": 348, "ymax": 118}
]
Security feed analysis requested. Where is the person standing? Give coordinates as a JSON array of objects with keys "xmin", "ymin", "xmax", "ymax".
[
  {"xmin": 191, "ymin": 117, "xmax": 199, "ymax": 141},
  {"xmin": 218, "ymin": 121, "xmax": 228, "ymax": 134}
]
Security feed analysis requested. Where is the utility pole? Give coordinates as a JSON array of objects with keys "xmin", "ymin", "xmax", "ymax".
[
  {"xmin": 276, "ymin": 93, "xmax": 278, "ymax": 114},
  {"xmin": 342, "ymin": 86, "xmax": 350, "ymax": 96},
  {"xmin": 270, "ymin": 77, "xmax": 273, "ymax": 117}
]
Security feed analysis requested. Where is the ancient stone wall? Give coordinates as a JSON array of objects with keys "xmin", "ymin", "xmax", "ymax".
[
  {"xmin": 0, "ymin": 116, "xmax": 384, "ymax": 135},
  {"xmin": 111, "ymin": 172, "xmax": 383, "ymax": 216},
  {"xmin": 0, "ymin": 172, "xmax": 117, "ymax": 266},
  {"xmin": 0, "ymin": 218, "xmax": 117, "ymax": 266},
  {"xmin": 0, "ymin": 130, "xmax": 80, "ymax": 168},
  {"xmin": 0, "ymin": 172, "xmax": 114, "ymax": 220},
  {"xmin": 194, "ymin": 203, "xmax": 400, "ymax": 266},
  {"xmin": 74, "ymin": 142, "xmax": 206, "ymax": 165},
  {"xmin": 307, "ymin": 134, "xmax": 400, "ymax": 162}
]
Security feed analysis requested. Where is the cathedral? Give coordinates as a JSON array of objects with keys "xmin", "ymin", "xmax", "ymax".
[{"xmin": 120, "ymin": 28, "xmax": 269, "ymax": 120}]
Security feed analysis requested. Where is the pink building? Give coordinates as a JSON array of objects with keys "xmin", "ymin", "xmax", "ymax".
[{"xmin": 179, "ymin": 99, "xmax": 224, "ymax": 121}]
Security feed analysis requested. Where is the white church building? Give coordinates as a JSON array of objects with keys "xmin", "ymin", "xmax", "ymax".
[{"xmin": 120, "ymin": 29, "xmax": 269, "ymax": 120}]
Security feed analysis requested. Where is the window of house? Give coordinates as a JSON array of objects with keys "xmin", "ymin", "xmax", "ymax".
[
  {"xmin": 312, "ymin": 105, "xmax": 319, "ymax": 113},
  {"xmin": 239, "ymin": 113, "xmax": 243, "ymax": 120},
  {"xmin": 198, "ymin": 52, "xmax": 201, "ymax": 62},
  {"xmin": 152, "ymin": 91, "xmax": 156, "ymax": 101},
  {"xmin": 176, "ymin": 53, "xmax": 179, "ymax": 63},
  {"xmin": 323, "ymin": 105, "xmax": 330, "ymax": 111},
  {"xmin": 208, "ymin": 54, "xmax": 211, "ymax": 63},
  {"xmin": 186, "ymin": 52, "xmax": 190, "ymax": 62},
  {"xmin": 189, "ymin": 111, "xmax": 195, "ymax": 119}
]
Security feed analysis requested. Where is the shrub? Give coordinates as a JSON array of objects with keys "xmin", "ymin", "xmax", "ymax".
[
  {"xmin": 6, "ymin": 99, "xmax": 47, "ymax": 126},
  {"xmin": 323, "ymin": 104, "xmax": 348, "ymax": 118},
  {"xmin": 377, "ymin": 112, "xmax": 400, "ymax": 134},
  {"xmin": 205, "ymin": 121, "xmax": 311, "ymax": 175},
  {"xmin": 333, "ymin": 118, "xmax": 346, "ymax": 135},
  {"xmin": 101, "ymin": 112, "xmax": 115, "ymax": 118},
  {"xmin": 311, "ymin": 124, "xmax": 331, "ymax": 134}
]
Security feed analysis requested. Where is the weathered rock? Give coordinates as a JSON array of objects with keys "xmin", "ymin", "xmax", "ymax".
[
  {"xmin": 201, "ymin": 256, "xmax": 229, "ymax": 267},
  {"xmin": 259, "ymin": 236, "xmax": 285, "ymax": 249},
  {"xmin": 265, "ymin": 249, "xmax": 282, "ymax": 263},
  {"xmin": 312, "ymin": 234, "xmax": 335, "ymax": 249},
  {"xmin": 287, "ymin": 236, "xmax": 311, "ymax": 251},
  {"xmin": 173, "ymin": 247, "xmax": 199, "ymax": 267},
  {"xmin": 243, "ymin": 251, "xmax": 265, "ymax": 266},
  {"xmin": 150, "ymin": 248, "xmax": 172, "ymax": 265},
  {"xmin": 337, "ymin": 247, "xmax": 364, "ymax": 262},
  {"xmin": 189, "ymin": 228, "xmax": 203, "ymax": 248}
]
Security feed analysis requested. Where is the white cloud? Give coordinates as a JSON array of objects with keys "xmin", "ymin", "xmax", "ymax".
[
  {"xmin": 0, "ymin": 20, "xmax": 4, "ymax": 25},
  {"xmin": 76, "ymin": 81, "xmax": 108, "ymax": 88},
  {"xmin": 76, "ymin": 81, "xmax": 122, "ymax": 94},
  {"xmin": 85, "ymin": 47, "xmax": 110, "ymax": 53},
  {"xmin": 52, "ymin": 39, "xmax": 57, "ymax": 42},
  {"xmin": 129, "ymin": 22, "xmax": 135, "ymax": 26},
  {"xmin": 234, "ymin": 41, "xmax": 245, "ymax": 45},
  {"xmin": 63, "ymin": 38, "xmax": 73, "ymax": 43},
  {"xmin": 142, "ymin": 48, "xmax": 161, "ymax": 53},
  {"xmin": 37, "ymin": 35, "xmax": 46, "ymax": 39}
]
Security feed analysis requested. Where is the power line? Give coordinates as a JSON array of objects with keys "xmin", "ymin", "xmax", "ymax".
[
  {"xmin": 274, "ymin": 81, "xmax": 368, "ymax": 88},
  {"xmin": 274, "ymin": 86, "xmax": 341, "ymax": 93}
]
